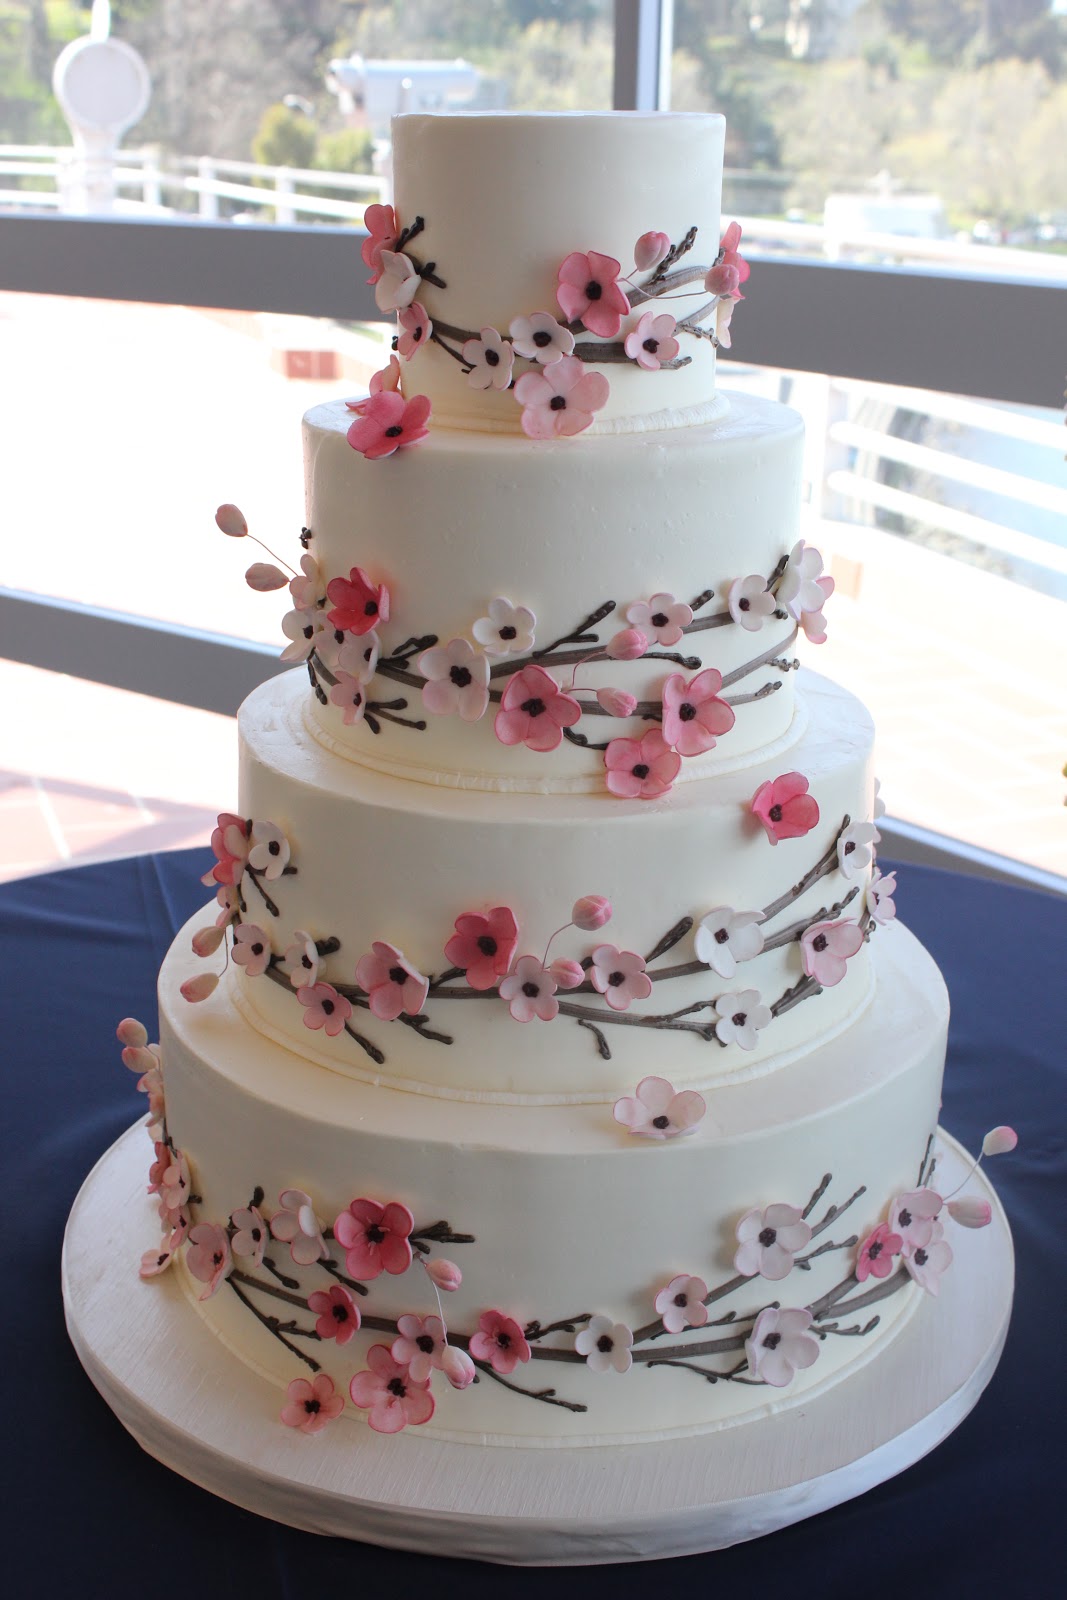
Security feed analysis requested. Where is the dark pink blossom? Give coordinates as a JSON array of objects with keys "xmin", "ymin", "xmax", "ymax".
[
  {"xmin": 397, "ymin": 301, "xmax": 432, "ymax": 359},
  {"xmin": 556, "ymin": 250, "xmax": 631, "ymax": 337},
  {"xmin": 468, "ymin": 1309, "xmax": 531, "ymax": 1375},
  {"xmin": 661, "ymin": 668, "xmax": 735, "ymax": 756},
  {"xmin": 444, "ymin": 907, "xmax": 519, "ymax": 991},
  {"xmin": 308, "ymin": 1284, "xmax": 362, "ymax": 1345},
  {"xmin": 856, "ymin": 1222, "xmax": 902, "ymax": 1282},
  {"xmin": 202, "ymin": 812, "xmax": 249, "ymax": 887},
  {"xmin": 513, "ymin": 355, "xmax": 610, "ymax": 439},
  {"xmin": 800, "ymin": 919, "xmax": 864, "ymax": 987},
  {"xmin": 355, "ymin": 941, "xmax": 429, "ymax": 1020},
  {"xmin": 751, "ymin": 771, "xmax": 820, "ymax": 844},
  {"xmin": 706, "ymin": 221, "xmax": 750, "ymax": 297},
  {"xmin": 333, "ymin": 1197, "xmax": 414, "ymax": 1280},
  {"xmin": 347, "ymin": 391, "xmax": 431, "ymax": 459},
  {"xmin": 186, "ymin": 1222, "xmax": 232, "ymax": 1300},
  {"xmin": 281, "ymin": 1373, "xmax": 345, "ymax": 1433},
  {"xmin": 604, "ymin": 729, "xmax": 680, "ymax": 800},
  {"xmin": 589, "ymin": 944, "xmax": 652, "ymax": 1011},
  {"xmin": 349, "ymin": 1345, "xmax": 434, "ymax": 1434},
  {"xmin": 361, "ymin": 202, "xmax": 398, "ymax": 284},
  {"xmin": 297, "ymin": 981, "xmax": 352, "ymax": 1037},
  {"xmin": 326, "ymin": 566, "xmax": 390, "ymax": 636},
  {"xmin": 493, "ymin": 664, "xmax": 581, "ymax": 752}
]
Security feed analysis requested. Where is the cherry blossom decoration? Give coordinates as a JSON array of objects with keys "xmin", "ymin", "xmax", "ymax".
[
  {"xmin": 334, "ymin": 1197, "xmax": 414, "ymax": 1279},
  {"xmin": 326, "ymin": 566, "xmax": 390, "ymax": 636},
  {"xmin": 513, "ymin": 356, "xmax": 610, "ymax": 439},
  {"xmin": 575, "ymin": 1315, "xmax": 633, "ymax": 1374},
  {"xmin": 734, "ymin": 1204, "xmax": 813, "ymax": 1281},
  {"xmin": 556, "ymin": 250, "xmax": 631, "ymax": 338},
  {"xmin": 347, "ymin": 391, "xmax": 431, "ymax": 460},
  {"xmin": 867, "ymin": 867, "xmax": 897, "ymax": 925},
  {"xmin": 280, "ymin": 930, "xmax": 320, "ymax": 989},
  {"xmin": 232, "ymin": 923, "xmax": 271, "ymax": 977},
  {"xmin": 751, "ymin": 771, "xmax": 820, "ymax": 845},
  {"xmin": 778, "ymin": 541, "xmax": 834, "ymax": 643},
  {"xmin": 626, "ymin": 592, "xmax": 693, "ymax": 647},
  {"xmin": 713, "ymin": 989, "xmax": 772, "ymax": 1051},
  {"xmin": 903, "ymin": 1219, "xmax": 953, "ymax": 1293},
  {"xmin": 624, "ymin": 310, "xmax": 679, "ymax": 371},
  {"xmin": 655, "ymin": 1275, "xmax": 710, "ymax": 1333},
  {"xmin": 374, "ymin": 248, "xmax": 420, "ymax": 312},
  {"xmin": 308, "ymin": 1284, "xmax": 362, "ymax": 1345},
  {"xmin": 837, "ymin": 821, "xmax": 879, "ymax": 878},
  {"xmin": 613, "ymin": 1076, "xmax": 706, "ymax": 1140},
  {"xmin": 856, "ymin": 1223, "xmax": 902, "ymax": 1282},
  {"xmin": 462, "ymin": 326, "xmax": 515, "ymax": 390},
  {"xmin": 589, "ymin": 945, "xmax": 652, "ymax": 1011},
  {"xmin": 494, "ymin": 664, "xmax": 580, "ymax": 752},
  {"xmin": 391, "ymin": 1314, "xmax": 447, "ymax": 1382},
  {"xmin": 418, "ymin": 638, "xmax": 490, "ymax": 722},
  {"xmin": 350, "ymin": 1345, "xmax": 434, "ymax": 1434},
  {"xmin": 361, "ymin": 203, "xmax": 398, "ymax": 285},
  {"xmin": 282, "ymin": 1374, "xmax": 346, "ymax": 1434},
  {"xmin": 728, "ymin": 574, "xmax": 777, "ymax": 632},
  {"xmin": 498, "ymin": 955, "xmax": 559, "ymax": 1023},
  {"xmin": 397, "ymin": 301, "xmax": 432, "ymax": 359},
  {"xmin": 634, "ymin": 230, "xmax": 670, "ymax": 272},
  {"xmin": 508, "ymin": 311, "xmax": 575, "ymax": 364},
  {"xmin": 694, "ymin": 907, "xmax": 765, "ymax": 979},
  {"xmin": 298, "ymin": 981, "xmax": 352, "ymax": 1036},
  {"xmin": 800, "ymin": 919, "xmax": 864, "ymax": 988},
  {"xmin": 270, "ymin": 1188, "xmax": 329, "ymax": 1265},
  {"xmin": 604, "ymin": 729, "xmax": 680, "ymax": 800},
  {"xmin": 472, "ymin": 596, "xmax": 536, "ymax": 656},
  {"xmin": 355, "ymin": 942, "xmax": 429, "ymax": 1020},
  {"xmin": 661, "ymin": 668, "xmax": 735, "ymax": 757},
  {"xmin": 230, "ymin": 1205, "xmax": 267, "ymax": 1268},
  {"xmin": 444, "ymin": 906, "xmax": 519, "ymax": 990},
  {"xmin": 186, "ymin": 1222, "xmax": 232, "ymax": 1301},
  {"xmin": 469, "ymin": 1310, "xmax": 531, "ymax": 1375},
  {"xmin": 744, "ymin": 1306, "xmax": 819, "ymax": 1388}
]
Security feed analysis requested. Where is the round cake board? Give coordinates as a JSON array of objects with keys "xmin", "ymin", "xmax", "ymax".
[{"xmin": 63, "ymin": 1124, "xmax": 1013, "ymax": 1566}]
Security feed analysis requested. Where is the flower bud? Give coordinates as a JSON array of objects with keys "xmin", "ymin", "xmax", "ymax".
[
  {"xmin": 122, "ymin": 1045, "xmax": 157, "ymax": 1076},
  {"xmin": 606, "ymin": 627, "xmax": 647, "ymax": 661},
  {"xmin": 245, "ymin": 562, "xmax": 289, "ymax": 593},
  {"xmin": 425, "ymin": 1257, "xmax": 462, "ymax": 1293},
  {"xmin": 634, "ymin": 230, "xmax": 670, "ymax": 272},
  {"xmin": 572, "ymin": 895, "xmax": 613, "ymax": 932},
  {"xmin": 180, "ymin": 972, "xmax": 219, "ymax": 1004},
  {"xmin": 705, "ymin": 262, "xmax": 741, "ymax": 298},
  {"xmin": 439, "ymin": 1344, "xmax": 477, "ymax": 1390},
  {"xmin": 215, "ymin": 503, "xmax": 247, "ymax": 537},
  {"xmin": 596, "ymin": 687, "xmax": 638, "ymax": 718},
  {"xmin": 550, "ymin": 957, "xmax": 585, "ymax": 990},
  {"xmin": 982, "ymin": 1126, "xmax": 1018, "ymax": 1157},
  {"xmin": 116, "ymin": 1017, "xmax": 148, "ymax": 1049},
  {"xmin": 191, "ymin": 924, "xmax": 225, "ymax": 958},
  {"xmin": 947, "ymin": 1197, "xmax": 992, "ymax": 1229}
]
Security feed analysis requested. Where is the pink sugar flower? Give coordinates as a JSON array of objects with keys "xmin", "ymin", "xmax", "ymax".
[
  {"xmin": 350, "ymin": 1345, "xmax": 435, "ymax": 1434},
  {"xmin": 336, "ymin": 629, "xmax": 381, "ymax": 683},
  {"xmin": 751, "ymin": 771, "xmax": 820, "ymax": 844},
  {"xmin": 572, "ymin": 894, "xmax": 612, "ymax": 932},
  {"xmin": 694, "ymin": 907, "xmax": 765, "ymax": 979},
  {"xmin": 867, "ymin": 867, "xmax": 897, "ymax": 926},
  {"xmin": 513, "ymin": 354, "xmax": 610, "ymax": 439},
  {"xmin": 655, "ymin": 1275, "xmax": 709, "ymax": 1334},
  {"xmin": 604, "ymin": 729, "xmax": 681, "ymax": 800},
  {"xmin": 714, "ymin": 221, "xmax": 750, "ymax": 289},
  {"xmin": 462, "ymin": 325, "xmax": 515, "ymax": 390},
  {"xmin": 508, "ymin": 310, "xmax": 575, "ymax": 364},
  {"xmin": 469, "ymin": 1309, "xmax": 531, "ymax": 1375},
  {"xmin": 498, "ymin": 954, "xmax": 559, "ymax": 1023},
  {"xmin": 661, "ymin": 668, "xmax": 736, "ymax": 757},
  {"xmin": 288, "ymin": 552, "xmax": 325, "ymax": 611},
  {"xmin": 297, "ymin": 981, "xmax": 352, "ymax": 1037},
  {"xmin": 232, "ymin": 922, "xmax": 271, "ymax": 978},
  {"xmin": 444, "ymin": 906, "xmax": 519, "ymax": 991},
  {"xmin": 347, "ymin": 390, "xmax": 431, "ymax": 459},
  {"xmin": 889, "ymin": 1188, "xmax": 943, "ymax": 1254},
  {"xmin": 605, "ymin": 627, "xmax": 648, "ymax": 661},
  {"xmin": 139, "ymin": 1229, "xmax": 185, "ymax": 1279},
  {"xmin": 575, "ymin": 1315, "xmax": 633, "ymax": 1374},
  {"xmin": 728, "ymin": 574, "xmax": 777, "ymax": 633},
  {"xmin": 613, "ymin": 1076, "xmax": 706, "ymax": 1140},
  {"xmin": 202, "ymin": 811, "xmax": 249, "ymax": 887},
  {"xmin": 215, "ymin": 884, "xmax": 239, "ymax": 927},
  {"xmin": 280, "ymin": 929, "xmax": 320, "ymax": 989},
  {"xmin": 191, "ymin": 923, "xmax": 225, "ymax": 958},
  {"xmin": 625, "ymin": 592, "xmax": 693, "ymax": 647},
  {"xmin": 856, "ymin": 1222, "xmax": 902, "ymax": 1282},
  {"xmin": 634, "ymin": 230, "xmax": 670, "ymax": 272},
  {"xmin": 282, "ymin": 1373, "xmax": 345, "ymax": 1434},
  {"xmin": 734, "ymin": 1203, "xmax": 813, "ymax": 1281},
  {"xmin": 334, "ymin": 1197, "xmax": 414, "ymax": 1279},
  {"xmin": 983, "ymin": 1126, "xmax": 1018, "ymax": 1157},
  {"xmin": 597, "ymin": 686, "xmax": 638, "ymax": 718},
  {"xmin": 361, "ymin": 202, "xmax": 398, "ymax": 284},
  {"xmin": 326, "ymin": 565, "xmax": 390, "ymax": 636},
  {"xmin": 391, "ymin": 1313, "xmax": 447, "ymax": 1383},
  {"xmin": 329, "ymin": 671, "xmax": 368, "ymax": 727},
  {"xmin": 308, "ymin": 1284, "xmax": 362, "ymax": 1346},
  {"xmin": 280, "ymin": 606, "xmax": 323, "ymax": 663},
  {"xmin": 800, "ymin": 576, "xmax": 835, "ymax": 644},
  {"xmin": 903, "ymin": 1220, "xmax": 953, "ymax": 1294},
  {"xmin": 589, "ymin": 944, "xmax": 652, "ymax": 1011},
  {"xmin": 149, "ymin": 1143, "xmax": 191, "ymax": 1230},
  {"xmin": 745, "ymin": 1306, "xmax": 819, "ymax": 1389},
  {"xmin": 397, "ymin": 300, "xmax": 432, "ymax": 359},
  {"xmin": 346, "ymin": 354, "xmax": 403, "ymax": 415},
  {"xmin": 556, "ymin": 250, "xmax": 631, "ymax": 338},
  {"xmin": 270, "ymin": 1189, "xmax": 328, "ymax": 1265},
  {"xmin": 800, "ymin": 919, "xmax": 864, "ymax": 988},
  {"xmin": 186, "ymin": 1222, "xmax": 232, "ymax": 1300},
  {"xmin": 418, "ymin": 637, "xmax": 490, "ymax": 722},
  {"xmin": 493, "ymin": 663, "xmax": 581, "ymax": 753},
  {"xmin": 624, "ymin": 310, "xmax": 680, "ymax": 370},
  {"xmin": 230, "ymin": 1205, "xmax": 268, "ymax": 1267},
  {"xmin": 355, "ymin": 941, "xmax": 429, "ymax": 1021}
]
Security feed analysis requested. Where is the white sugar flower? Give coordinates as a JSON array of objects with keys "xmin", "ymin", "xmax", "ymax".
[
  {"xmin": 575, "ymin": 1315, "xmax": 633, "ymax": 1374},
  {"xmin": 280, "ymin": 607, "xmax": 324, "ymax": 663},
  {"xmin": 270, "ymin": 1188, "xmax": 329, "ymax": 1265},
  {"xmin": 889, "ymin": 1187, "xmax": 942, "ymax": 1254},
  {"xmin": 866, "ymin": 867, "xmax": 897, "ymax": 925},
  {"xmin": 312, "ymin": 620, "xmax": 350, "ymax": 671},
  {"xmin": 337, "ymin": 629, "xmax": 381, "ymax": 684},
  {"xmin": 902, "ymin": 1217, "xmax": 953, "ymax": 1294},
  {"xmin": 777, "ymin": 540, "xmax": 828, "ymax": 620},
  {"xmin": 508, "ymin": 310, "xmax": 574, "ymax": 364},
  {"xmin": 728, "ymin": 574, "xmax": 777, "ymax": 633},
  {"xmin": 713, "ymin": 988, "xmax": 772, "ymax": 1050},
  {"xmin": 418, "ymin": 637, "xmax": 490, "ymax": 722},
  {"xmin": 232, "ymin": 923, "xmax": 271, "ymax": 977},
  {"xmin": 745, "ymin": 1306, "xmax": 820, "ymax": 1387},
  {"xmin": 613, "ymin": 1076, "xmax": 706, "ymax": 1139},
  {"xmin": 654, "ymin": 1275, "xmax": 709, "ymax": 1334},
  {"xmin": 625, "ymin": 592, "xmax": 694, "ymax": 647},
  {"xmin": 289, "ymin": 552, "xmax": 325, "ymax": 611},
  {"xmin": 837, "ymin": 820, "xmax": 880, "ymax": 879},
  {"xmin": 472, "ymin": 596, "xmax": 536, "ymax": 656},
  {"xmin": 734, "ymin": 1203, "xmax": 813, "ymax": 1281},
  {"xmin": 374, "ymin": 249, "xmax": 420, "ymax": 313},
  {"xmin": 280, "ymin": 929, "xmax": 320, "ymax": 989},
  {"xmin": 462, "ymin": 325, "xmax": 515, "ymax": 390},
  {"xmin": 694, "ymin": 907, "xmax": 764, "ymax": 979},
  {"xmin": 247, "ymin": 821, "xmax": 290, "ymax": 879}
]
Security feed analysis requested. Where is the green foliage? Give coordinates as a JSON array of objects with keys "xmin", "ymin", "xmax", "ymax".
[
  {"xmin": 252, "ymin": 102, "xmax": 317, "ymax": 171},
  {"xmin": 315, "ymin": 125, "xmax": 374, "ymax": 174}
]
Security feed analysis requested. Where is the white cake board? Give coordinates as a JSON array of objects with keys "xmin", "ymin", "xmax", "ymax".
[{"xmin": 63, "ymin": 1125, "xmax": 1013, "ymax": 1565}]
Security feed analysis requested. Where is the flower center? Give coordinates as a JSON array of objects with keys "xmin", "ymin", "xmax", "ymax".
[
  {"xmin": 450, "ymin": 665, "xmax": 473, "ymax": 688},
  {"xmin": 413, "ymin": 324, "xmax": 424, "ymax": 342},
  {"xmin": 332, "ymin": 1304, "xmax": 349, "ymax": 1323},
  {"xmin": 477, "ymin": 935, "xmax": 498, "ymax": 957},
  {"xmin": 302, "ymin": 623, "xmax": 314, "ymax": 640},
  {"xmin": 549, "ymin": 394, "xmax": 567, "ymax": 411},
  {"xmin": 651, "ymin": 611, "xmax": 668, "ymax": 627},
  {"xmin": 758, "ymin": 1227, "xmax": 777, "ymax": 1247},
  {"xmin": 302, "ymin": 953, "xmax": 313, "ymax": 969},
  {"xmin": 496, "ymin": 1331, "xmax": 511, "ymax": 1349},
  {"xmin": 212, "ymin": 1250, "xmax": 224, "ymax": 1266},
  {"xmin": 499, "ymin": 624, "xmax": 517, "ymax": 640},
  {"xmin": 731, "ymin": 1011, "xmax": 747, "ymax": 1027},
  {"xmin": 522, "ymin": 980, "xmax": 540, "ymax": 998},
  {"xmin": 632, "ymin": 763, "xmax": 650, "ymax": 780},
  {"xmin": 769, "ymin": 804, "xmax": 783, "ymax": 821},
  {"xmin": 268, "ymin": 840, "xmax": 280, "ymax": 855},
  {"xmin": 532, "ymin": 329, "xmax": 552, "ymax": 347},
  {"xmin": 914, "ymin": 1247, "xmax": 928, "ymax": 1266},
  {"xmin": 714, "ymin": 927, "xmax": 729, "ymax": 944},
  {"xmin": 763, "ymin": 1331, "xmax": 781, "ymax": 1351},
  {"xmin": 899, "ymin": 1207, "xmax": 913, "ymax": 1227},
  {"xmin": 679, "ymin": 702, "xmax": 696, "ymax": 722},
  {"xmin": 366, "ymin": 1223, "xmax": 386, "ymax": 1244},
  {"xmin": 485, "ymin": 347, "xmax": 500, "ymax": 366},
  {"xmin": 321, "ymin": 998, "xmax": 334, "ymax": 1015},
  {"xmin": 673, "ymin": 1292, "xmax": 688, "ymax": 1308},
  {"xmin": 844, "ymin": 841, "xmax": 855, "ymax": 854},
  {"xmin": 608, "ymin": 970, "xmax": 625, "ymax": 987},
  {"xmin": 386, "ymin": 1377, "xmax": 407, "ymax": 1398},
  {"xmin": 388, "ymin": 966, "xmax": 407, "ymax": 985},
  {"xmin": 521, "ymin": 696, "xmax": 546, "ymax": 718},
  {"xmin": 596, "ymin": 1334, "xmax": 613, "ymax": 1353},
  {"xmin": 585, "ymin": 279, "xmax": 603, "ymax": 301},
  {"xmin": 813, "ymin": 934, "xmax": 828, "ymax": 952},
  {"xmin": 739, "ymin": 597, "xmax": 750, "ymax": 611},
  {"xmin": 304, "ymin": 1398, "xmax": 321, "ymax": 1414},
  {"xmin": 416, "ymin": 1334, "xmax": 436, "ymax": 1354},
  {"xmin": 651, "ymin": 1114, "xmax": 670, "ymax": 1129},
  {"xmin": 384, "ymin": 425, "xmax": 403, "ymax": 439},
  {"xmin": 642, "ymin": 336, "xmax": 659, "ymax": 353},
  {"xmin": 869, "ymin": 1240, "xmax": 883, "ymax": 1259},
  {"xmin": 364, "ymin": 599, "xmax": 379, "ymax": 616}
]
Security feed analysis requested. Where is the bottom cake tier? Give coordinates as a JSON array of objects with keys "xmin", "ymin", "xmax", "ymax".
[{"xmin": 150, "ymin": 914, "xmax": 951, "ymax": 1444}]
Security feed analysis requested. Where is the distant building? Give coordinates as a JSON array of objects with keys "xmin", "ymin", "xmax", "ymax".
[{"xmin": 326, "ymin": 57, "xmax": 483, "ymax": 137}]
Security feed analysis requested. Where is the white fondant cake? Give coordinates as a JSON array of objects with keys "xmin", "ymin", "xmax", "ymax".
[{"xmin": 108, "ymin": 112, "xmax": 1010, "ymax": 1476}]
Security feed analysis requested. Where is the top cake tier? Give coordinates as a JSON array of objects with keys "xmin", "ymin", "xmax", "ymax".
[{"xmin": 387, "ymin": 111, "xmax": 726, "ymax": 433}]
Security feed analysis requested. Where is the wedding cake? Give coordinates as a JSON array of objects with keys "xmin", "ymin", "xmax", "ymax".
[{"xmin": 113, "ymin": 113, "xmax": 1011, "ymax": 1478}]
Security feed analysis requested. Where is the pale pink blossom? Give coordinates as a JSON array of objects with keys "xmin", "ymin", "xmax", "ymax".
[
  {"xmin": 508, "ymin": 310, "xmax": 575, "ymax": 364},
  {"xmin": 856, "ymin": 1222, "xmax": 902, "ymax": 1282},
  {"xmin": 472, "ymin": 595, "xmax": 536, "ymax": 656},
  {"xmin": 346, "ymin": 356, "xmax": 403, "ymax": 413},
  {"xmin": 397, "ymin": 300, "xmax": 432, "ymax": 359},
  {"xmin": 280, "ymin": 606, "xmax": 324, "ymax": 663},
  {"xmin": 355, "ymin": 941, "xmax": 429, "ymax": 1021},
  {"xmin": 215, "ymin": 885, "xmax": 239, "ymax": 927},
  {"xmin": 126, "ymin": 1044, "xmax": 165, "ymax": 1126},
  {"xmin": 351, "ymin": 1346, "xmax": 435, "ymax": 1433},
  {"xmin": 550, "ymin": 957, "xmax": 585, "ymax": 990},
  {"xmin": 334, "ymin": 1197, "xmax": 414, "ymax": 1279},
  {"xmin": 889, "ymin": 1188, "xmax": 943, "ymax": 1254},
  {"xmin": 728, "ymin": 574, "xmax": 777, "ymax": 632},
  {"xmin": 800, "ymin": 575, "xmax": 835, "ymax": 643},
  {"xmin": 308, "ymin": 1284, "xmax": 362, "ymax": 1345},
  {"xmin": 186, "ymin": 1222, "xmax": 232, "ymax": 1300},
  {"xmin": 624, "ymin": 310, "xmax": 679, "ymax": 370},
  {"xmin": 589, "ymin": 945, "xmax": 652, "ymax": 1011},
  {"xmin": 694, "ymin": 907, "xmax": 765, "ymax": 978},
  {"xmin": 232, "ymin": 922, "xmax": 271, "ymax": 978},
  {"xmin": 514, "ymin": 355, "xmax": 610, "ymax": 439},
  {"xmin": 557, "ymin": 250, "xmax": 631, "ymax": 338},
  {"xmin": 361, "ymin": 202, "xmax": 398, "ymax": 284},
  {"xmin": 745, "ymin": 1306, "xmax": 818, "ymax": 1388},
  {"xmin": 947, "ymin": 1197, "xmax": 992, "ymax": 1228},
  {"xmin": 604, "ymin": 729, "xmax": 680, "ymax": 800},
  {"xmin": 281, "ymin": 1374, "xmax": 345, "ymax": 1434},
  {"xmin": 493, "ymin": 663, "xmax": 581, "ymax": 752},
  {"xmin": 625, "ymin": 593, "xmax": 693, "ymax": 647},
  {"xmin": 180, "ymin": 972, "xmax": 218, "ymax": 1004},
  {"xmin": 150, "ymin": 1144, "xmax": 191, "ymax": 1231},
  {"xmin": 329, "ymin": 672, "xmax": 368, "ymax": 726},
  {"xmin": 391, "ymin": 1314, "xmax": 447, "ymax": 1383},
  {"xmin": 903, "ymin": 1219, "xmax": 953, "ymax": 1294},
  {"xmin": 336, "ymin": 629, "xmax": 381, "ymax": 683},
  {"xmin": 634, "ymin": 230, "xmax": 670, "ymax": 272},
  {"xmin": 734, "ymin": 1204, "xmax": 812, "ymax": 1281},
  {"xmin": 572, "ymin": 895, "xmax": 613, "ymax": 932},
  {"xmin": 713, "ymin": 989, "xmax": 772, "ymax": 1050},
  {"xmin": 468, "ymin": 1310, "xmax": 531, "ymax": 1375},
  {"xmin": 139, "ymin": 1230, "xmax": 185, "ymax": 1279},
  {"xmin": 247, "ymin": 820, "xmax": 290, "ymax": 879},
  {"xmin": 374, "ymin": 248, "xmax": 420, "ymax": 312},
  {"xmin": 425, "ymin": 1258, "xmax": 463, "ymax": 1293},
  {"xmin": 837, "ymin": 821, "xmax": 879, "ymax": 879},
  {"xmin": 605, "ymin": 627, "xmax": 648, "ymax": 661},
  {"xmin": 444, "ymin": 906, "xmax": 519, "ymax": 991},
  {"xmin": 347, "ymin": 390, "xmax": 431, "ymax": 459},
  {"xmin": 801, "ymin": 919, "xmax": 864, "ymax": 988},
  {"xmin": 867, "ymin": 867, "xmax": 898, "ymax": 925},
  {"xmin": 596, "ymin": 686, "xmax": 638, "ymax": 718},
  {"xmin": 983, "ymin": 1126, "xmax": 1018, "ymax": 1157},
  {"xmin": 655, "ymin": 1275, "xmax": 709, "ymax": 1334},
  {"xmin": 462, "ymin": 325, "xmax": 514, "ymax": 390},
  {"xmin": 280, "ymin": 929, "xmax": 320, "ymax": 989},
  {"xmin": 230, "ymin": 1205, "xmax": 268, "ymax": 1267},
  {"xmin": 661, "ymin": 668, "xmax": 735, "ymax": 756},
  {"xmin": 270, "ymin": 1189, "xmax": 328, "ymax": 1265},
  {"xmin": 751, "ymin": 771, "xmax": 820, "ymax": 844},
  {"xmin": 715, "ymin": 295, "xmax": 737, "ymax": 348},
  {"xmin": 191, "ymin": 923, "xmax": 225, "ymax": 958},
  {"xmin": 712, "ymin": 221, "xmax": 750, "ymax": 290},
  {"xmin": 778, "ymin": 540, "xmax": 830, "ymax": 620},
  {"xmin": 297, "ymin": 981, "xmax": 351, "ymax": 1037},
  {"xmin": 418, "ymin": 638, "xmax": 490, "ymax": 722},
  {"xmin": 202, "ymin": 811, "xmax": 249, "ymax": 887},
  {"xmin": 439, "ymin": 1344, "xmax": 477, "ymax": 1389},
  {"xmin": 613, "ymin": 1076, "xmax": 706, "ymax": 1140},
  {"xmin": 498, "ymin": 955, "xmax": 558, "ymax": 1023},
  {"xmin": 575, "ymin": 1315, "xmax": 633, "ymax": 1374},
  {"xmin": 326, "ymin": 566, "xmax": 390, "ymax": 636}
]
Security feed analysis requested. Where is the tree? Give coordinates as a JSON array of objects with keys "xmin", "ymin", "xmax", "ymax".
[{"xmin": 253, "ymin": 103, "xmax": 317, "ymax": 171}]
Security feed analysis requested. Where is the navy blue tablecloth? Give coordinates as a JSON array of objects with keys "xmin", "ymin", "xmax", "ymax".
[{"xmin": 1, "ymin": 849, "xmax": 1063, "ymax": 1598}]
